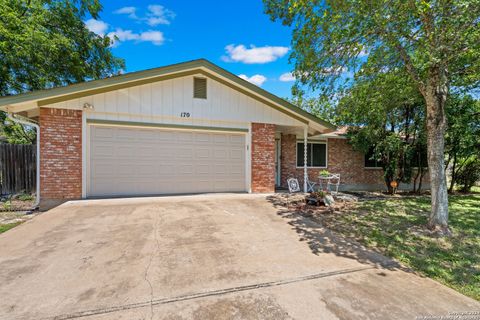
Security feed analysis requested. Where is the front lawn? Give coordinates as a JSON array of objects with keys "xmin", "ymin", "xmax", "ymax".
[
  {"xmin": 320, "ymin": 194, "xmax": 480, "ymax": 300},
  {"xmin": 0, "ymin": 221, "xmax": 22, "ymax": 234}
]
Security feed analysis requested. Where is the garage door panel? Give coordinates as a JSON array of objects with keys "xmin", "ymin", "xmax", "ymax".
[
  {"xmin": 177, "ymin": 148, "xmax": 194, "ymax": 159},
  {"xmin": 230, "ymin": 149, "xmax": 243, "ymax": 160},
  {"xmin": 88, "ymin": 125, "xmax": 246, "ymax": 197},
  {"xmin": 93, "ymin": 127, "xmax": 115, "ymax": 139},
  {"xmin": 91, "ymin": 144, "xmax": 114, "ymax": 157},
  {"xmin": 177, "ymin": 132, "xmax": 194, "ymax": 142},
  {"xmin": 230, "ymin": 135, "xmax": 244, "ymax": 144},
  {"xmin": 195, "ymin": 133, "xmax": 211, "ymax": 143},
  {"xmin": 195, "ymin": 149, "xmax": 210, "ymax": 158},
  {"xmin": 213, "ymin": 149, "xmax": 227, "ymax": 159}
]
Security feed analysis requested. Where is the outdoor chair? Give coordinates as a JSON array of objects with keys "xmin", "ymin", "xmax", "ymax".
[
  {"xmin": 285, "ymin": 177, "xmax": 302, "ymax": 207},
  {"xmin": 327, "ymin": 174, "xmax": 341, "ymax": 195},
  {"xmin": 306, "ymin": 177, "xmax": 317, "ymax": 192}
]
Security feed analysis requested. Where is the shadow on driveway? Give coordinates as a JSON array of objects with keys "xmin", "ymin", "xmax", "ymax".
[{"xmin": 266, "ymin": 194, "xmax": 410, "ymax": 273}]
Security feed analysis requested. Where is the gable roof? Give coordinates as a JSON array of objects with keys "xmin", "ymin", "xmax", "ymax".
[{"xmin": 0, "ymin": 59, "xmax": 335, "ymax": 130}]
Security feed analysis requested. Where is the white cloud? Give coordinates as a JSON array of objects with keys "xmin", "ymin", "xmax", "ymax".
[
  {"xmin": 238, "ymin": 74, "xmax": 267, "ymax": 86},
  {"xmin": 138, "ymin": 30, "xmax": 165, "ymax": 45},
  {"xmin": 223, "ymin": 44, "xmax": 289, "ymax": 64},
  {"xmin": 146, "ymin": 5, "xmax": 175, "ymax": 26},
  {"xmin": 85, "ymin": 19, "xmax": 109, "ymax": 36},
  {"xmin": 279, "ymin": 72, "xmax": 296, "ymax": 82},
  {"xmin": 108, "ymin": 28, "xmax": 165, "ymax": 46},
  {"xmin": 113, "ymin": 5, "xmax": 175, "ymax": 26},
  {"xmin": 114, "ymin": 6, "xmax": 138, "ymax": 19}
]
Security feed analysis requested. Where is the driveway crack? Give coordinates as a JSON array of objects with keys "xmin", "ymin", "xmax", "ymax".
[{"xmin": 143, "ymin": 210, "xmax": 163, "ymax": 320}]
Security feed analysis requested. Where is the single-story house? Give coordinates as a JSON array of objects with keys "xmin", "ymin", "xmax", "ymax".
[{"xmin": 0, "ymin": 59, "xmax": 406, "ymax": 209}]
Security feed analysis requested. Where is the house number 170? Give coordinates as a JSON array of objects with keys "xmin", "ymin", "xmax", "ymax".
[{"xmin": 180, "ymin": 112, "xmax": 190, "ymax": 118}]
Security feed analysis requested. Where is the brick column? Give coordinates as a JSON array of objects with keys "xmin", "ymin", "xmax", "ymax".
[
  {"xmin": 251, "ymin": 123, "xmax": 275, "ymax": 193},
  {"xmin": 280, "ymin": 133, "xmax": 297, "ymax": 188},
  {"xmin": 40, "ymin": 107, "xmax": 82, "ymax": 209}
]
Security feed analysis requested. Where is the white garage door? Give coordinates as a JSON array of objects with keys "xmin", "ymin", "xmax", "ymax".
[{"xmin": 88, "ymin": 125, "xmax": 247, "ymax": 197}]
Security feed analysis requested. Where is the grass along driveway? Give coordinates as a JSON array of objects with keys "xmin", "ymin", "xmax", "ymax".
[
  {"xmin": 318, "ymin": 193, "xmax": 480, "ymax": 300},
  {"xmin": 0, "ymin": 194, "xmax": 37, "ymax": 234}
]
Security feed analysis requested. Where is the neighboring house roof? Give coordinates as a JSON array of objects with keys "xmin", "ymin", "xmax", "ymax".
[
  {"xmin": 315, "ymin": 126, "xmax": 348, "ymax": 139},
  {"xmin": 0, "ymin": 59, "xmax": 335, "ymax": 131}
]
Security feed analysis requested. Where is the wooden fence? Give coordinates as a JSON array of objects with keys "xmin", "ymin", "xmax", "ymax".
[{"xmin": 0, "ymin": 144, "xmax": 36, "ymax": 195}]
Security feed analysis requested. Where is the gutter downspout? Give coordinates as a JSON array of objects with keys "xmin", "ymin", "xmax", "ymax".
[{"xmin": 7, "ymin": 113, "xmax": 40, "ymax": 209}]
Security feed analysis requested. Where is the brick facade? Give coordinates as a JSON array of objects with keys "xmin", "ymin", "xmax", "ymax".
[
  {"xmin": 280, "ymin": 134, "xmax": 298, "ymax": 187},
  {"xmin": 251, "ymin": 123, "xmax": 276, "ymax": 193},
  {"xmin": 280, "ymin": 134, "xmax": 428, "ymax": 191},
  {"xmin": 40, "ymin": 108, "xmax": 82, "ymax": 207},
  {"xmin": 280, "ymin": 134, "xmax": 384, "ymax": 190},
  {"xmin": 327, "ymin": 138, "xmax": 384, "ymax": 186}
]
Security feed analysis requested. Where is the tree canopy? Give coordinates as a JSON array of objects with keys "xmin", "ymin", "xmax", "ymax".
[
  {"xmin": 0, "ymin": 0, "xmax": 124, "ymax": 143},
  {"xmin": 264, "ymin": 0, "xmax": 480, "ymax": 231},
  {"xmin": 0, "ymin": 0, "xmax": 124, "ymax": 95}
]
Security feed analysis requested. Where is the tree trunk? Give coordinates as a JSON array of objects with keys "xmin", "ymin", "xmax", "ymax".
[
  {"xmin": 412, "ymin": 168, "xmax": 420, "ymax": 193},
  {"xmin": 418, "ymin": 167, "xmax": 426, "ymax": 194},
  {"xmin": 448, "ymin": 154, "xmax": 457, "ymax": 193},
  {"xmin": 424, "ymin": 81, "xmax": 449, "ymax": 230}
]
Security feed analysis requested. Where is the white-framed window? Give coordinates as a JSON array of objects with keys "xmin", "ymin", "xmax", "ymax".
[{"xmin": 296, "ymin": 141, "xmax": 327, "ymax": 168}]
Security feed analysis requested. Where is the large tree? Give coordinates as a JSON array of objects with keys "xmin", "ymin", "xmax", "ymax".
[
  {"xmin": 0, "ymin": 0, "xmax": 124, "ymax": 141},
  {"xmin": 264, "ymin": 0, "xmax": 480, "ymax": 231},
  {"xmin": 338, "ymin": 70, "xmax": 428, "ymax": 193}
]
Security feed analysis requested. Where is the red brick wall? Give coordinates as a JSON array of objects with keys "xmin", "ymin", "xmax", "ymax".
[
  {"xmin": 251, "ymin": 123, "xmax": 276, "ymax": 193},
  {"xmin": 40, "ymin": 108, "xmax": 82, "ymax": 202},
  {"xmin": 280, "ymin": 134, "xmax": 298, "ymax": 187},
  {"xmin": 327, "ymin": 138, "xmax": 384, "ymax": 185},
  {"xmin": 280, "ymin": 135, "xmax": 428, "ymax": 190},
  {"xmin": 280, "ymin": 134, "xmax": 384, "ymax": 189}
]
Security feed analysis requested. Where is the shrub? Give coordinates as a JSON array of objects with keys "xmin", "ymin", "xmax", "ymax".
[
  {"xmin": 456, "ymin": 158, "xmax": 480, "ymax": 193},
  {"xmin": 17, "ymin": 194, "xmax": 34, "ymax": 201}
]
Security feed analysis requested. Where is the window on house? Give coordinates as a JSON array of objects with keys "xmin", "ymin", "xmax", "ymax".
[
  {"xmin": 364, "ymin": 147, "xmax": 382, "ymax": 168},
  {"xmin": 296, "ymin": 142, "xmax": 327, "ymax": 167},
  {"xmin": 193, "ymin": 77, "xmax": 207, "ymax": 99}
]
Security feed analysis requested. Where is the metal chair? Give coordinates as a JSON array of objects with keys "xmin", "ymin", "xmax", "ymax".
[
  {"xmin": 327, "ymin": 174, "xmax": 341, "ymax": 194},
  {"xmin": 306, "ymin": 177, "xmax": 317, "ymax": 192}
]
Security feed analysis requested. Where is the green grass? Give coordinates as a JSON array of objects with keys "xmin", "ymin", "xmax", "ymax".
[
  {"xmin": 17, "ymin": 194, "xmax": 34, "ymax": 201},
  {"xmin": 321, "ymin": 194, "xmax": 480, "ymax": 300},
  {"xmin": 0, "ymin": 221, "xmax": 22, "ymax": 234}
]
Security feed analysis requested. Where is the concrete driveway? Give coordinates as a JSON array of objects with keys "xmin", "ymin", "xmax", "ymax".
[{"xmin": 0, "ymin": 194, "xmax": 478, "ymax": 320}]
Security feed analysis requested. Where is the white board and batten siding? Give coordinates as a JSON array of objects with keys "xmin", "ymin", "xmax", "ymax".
[
  {"xmin": 46, "ymin": 73, "xmax": 305, "ymax": 198},
  {"xmin": 49, "ymin": 73, "xmax": 304, "ymax": 129}
]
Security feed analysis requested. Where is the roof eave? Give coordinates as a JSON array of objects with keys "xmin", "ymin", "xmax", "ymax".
[{"xmin": 0, "ymin": 59, "xmax": 336, "ymax": 131}]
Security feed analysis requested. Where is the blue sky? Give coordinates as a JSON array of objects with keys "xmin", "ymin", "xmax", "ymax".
[{"xmin": 85, "ymin": 1, "xmax": 296, "ymax": 98}]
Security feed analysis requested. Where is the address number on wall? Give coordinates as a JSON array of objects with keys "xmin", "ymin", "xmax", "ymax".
[{"xmin": 180, "ymin": 112, "xmax": 191, "ymax": 118}]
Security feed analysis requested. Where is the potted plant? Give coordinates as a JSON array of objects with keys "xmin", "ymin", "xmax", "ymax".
[
  {"xmin": 305, "ymin": 191, "xmax": 326, "ymax": 206},
  {"xmin": 319, "ymin": 170, "xmax": 330, "ymax": 178}
]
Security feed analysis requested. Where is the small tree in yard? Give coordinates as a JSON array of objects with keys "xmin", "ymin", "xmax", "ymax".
[
  {"xmin": 264, "ymin": 0, "xmax": 480, "ymax": 231},
  {"xmin": 445, "ymin": 96, "xmax": 480, "ymax": 193},
  {"xmin": 455, "ymin": 158, "xmax": 480, "ymax": 193}
]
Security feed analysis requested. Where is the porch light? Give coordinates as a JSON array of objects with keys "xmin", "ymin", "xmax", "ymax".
[{"xmin": 83, "ymin": 103, "xmax": 94, "ymax": 110}]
